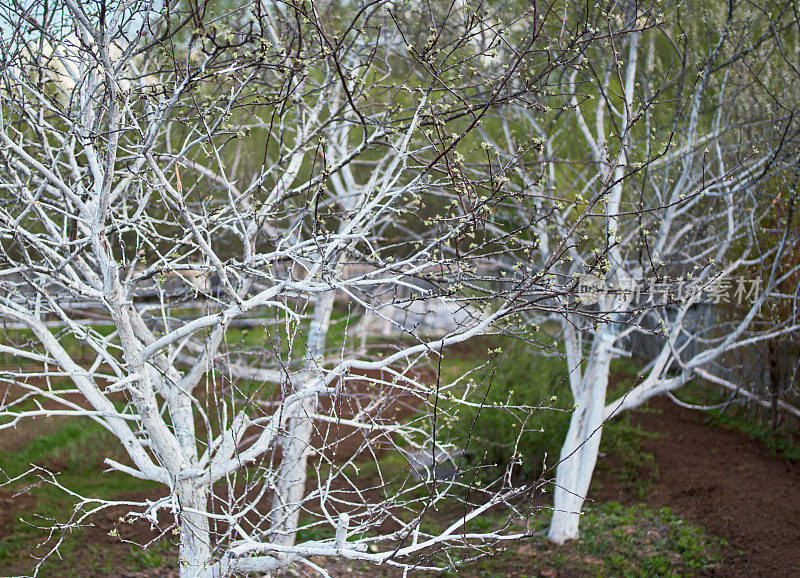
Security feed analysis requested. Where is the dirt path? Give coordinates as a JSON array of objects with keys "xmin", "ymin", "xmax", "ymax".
[{"xmin": 596, "ymin": 397, "xmax": 800, "ymax": 577}]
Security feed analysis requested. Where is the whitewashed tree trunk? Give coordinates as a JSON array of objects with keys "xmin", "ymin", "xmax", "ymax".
[
  {"xmin": 178, "ymin": 483, "xmax": 213, "ymax": 578},
  {"xmin": 269, "ymin": 289, "xmax": 336, "ymax": 546},
  {"xmin": 548, "ymin": 332, "xmax": 613, "ymax": 543},
  {"xmin": 268, "ymin": 381, "xmax": 318, "ymax": 547}
]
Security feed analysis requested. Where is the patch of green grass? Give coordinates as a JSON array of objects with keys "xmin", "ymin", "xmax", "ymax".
[
  {"xmin": 0, "ymin": 420, "xmax": 122, "ymax": 477},
  {"xmin": 0, "ymin": 418, "xmax": 157, "ymax": 507},
  {"xmin": 431, "ymin": 502, "xmax": 723, "ymax": 577},
  {"xmin": 223, "ymin": 307, "xmax": 358, "ymax": 360},
  {"xmin": 0, "ymin": 418, "xmax": 158, "ymax": 571},
  {"xmin": 597, "ymin": 412, "xmax": 660, "ymax": 498},
  {"xmin": 0, "ymin": 326, "xmax": 120, "ymax": 366},
  {"xmin": 295, "ymin": 523, "xmax": 335, "ymax": 543},
  {"xmin": 448, "ymin": 345, "xmax": 574, "ymax": 482},
  {"xmin": 578, "ymin": 502, "xmax": 725, "ymax": 576},
  {"xmin": 128, "ymin": 539, "xmax": 176, "ymax": 570}
]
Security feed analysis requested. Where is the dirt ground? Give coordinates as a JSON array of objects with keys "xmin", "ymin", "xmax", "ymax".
[
  {"xmin": 3, "ymin": 392, "xmax": 800, "ymax": 576},
  {"xmin": 594, "ymin": 397, "xmax": 800, "ymax": 577}
]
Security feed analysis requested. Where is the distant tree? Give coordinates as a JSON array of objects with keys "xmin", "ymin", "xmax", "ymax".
[{"xmin": 472, "ymin": 0, "xmax": 800, "ymax": 543}]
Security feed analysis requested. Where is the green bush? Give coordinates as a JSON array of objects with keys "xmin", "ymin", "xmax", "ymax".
[
  {"xmin": 452, "ymin": 348, "xmax": 574, "ymax": 482},
  {"xmin": 449, "ymin": 347, "xmax": 654, "ymax": 486}
]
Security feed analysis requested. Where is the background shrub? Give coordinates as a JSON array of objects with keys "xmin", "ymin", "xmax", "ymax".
[
  {"xmin": 451, "ymin": 346, "xmax": 574, "ymax": 482},
  {"xmin": 449, "ymin": 346, "xmax": 653, "ymax": 486}
]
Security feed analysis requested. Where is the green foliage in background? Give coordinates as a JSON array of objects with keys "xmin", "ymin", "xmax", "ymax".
[
  {"xmin": 451, "ymin": 347, "xmax": 574, "ymax": 482},
  {"xmin": 450, "ymin": 346, "xmax": 655, "ymax": 486}
]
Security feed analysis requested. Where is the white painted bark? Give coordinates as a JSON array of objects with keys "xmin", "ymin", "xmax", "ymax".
[
  {"xmin": 268, "ymin": 385, "xmax": 318, "ymax": 547},
  {"xmin": 548, "ymin": 332, "xmax": 613, "ymax": 543},
  {"xmin": 177, "ymin": 483, "xmax": 213, "ymax": 578},
  {"xmin": 269, "ymin": 289, "xmax": 336, "ymax": 546}
]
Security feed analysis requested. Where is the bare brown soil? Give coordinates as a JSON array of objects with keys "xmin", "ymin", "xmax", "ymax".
[
  {"xmin": 0, "ymin": 368, "xmax": 427, "ymax": 576},
  {"xmin": 0, "ymin": 489, "xmax": 36, "ymax": 542},
  {"xmin": 312, "ymin": 395, "xmax": 800, "ymax": 577},
  {"xmin": 3, "ymin": 380, "xmax": 800, "ymax": 576},
  {"xmin": 593, "ymin": 397, "xmax": 800, "ymax": 577}
]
